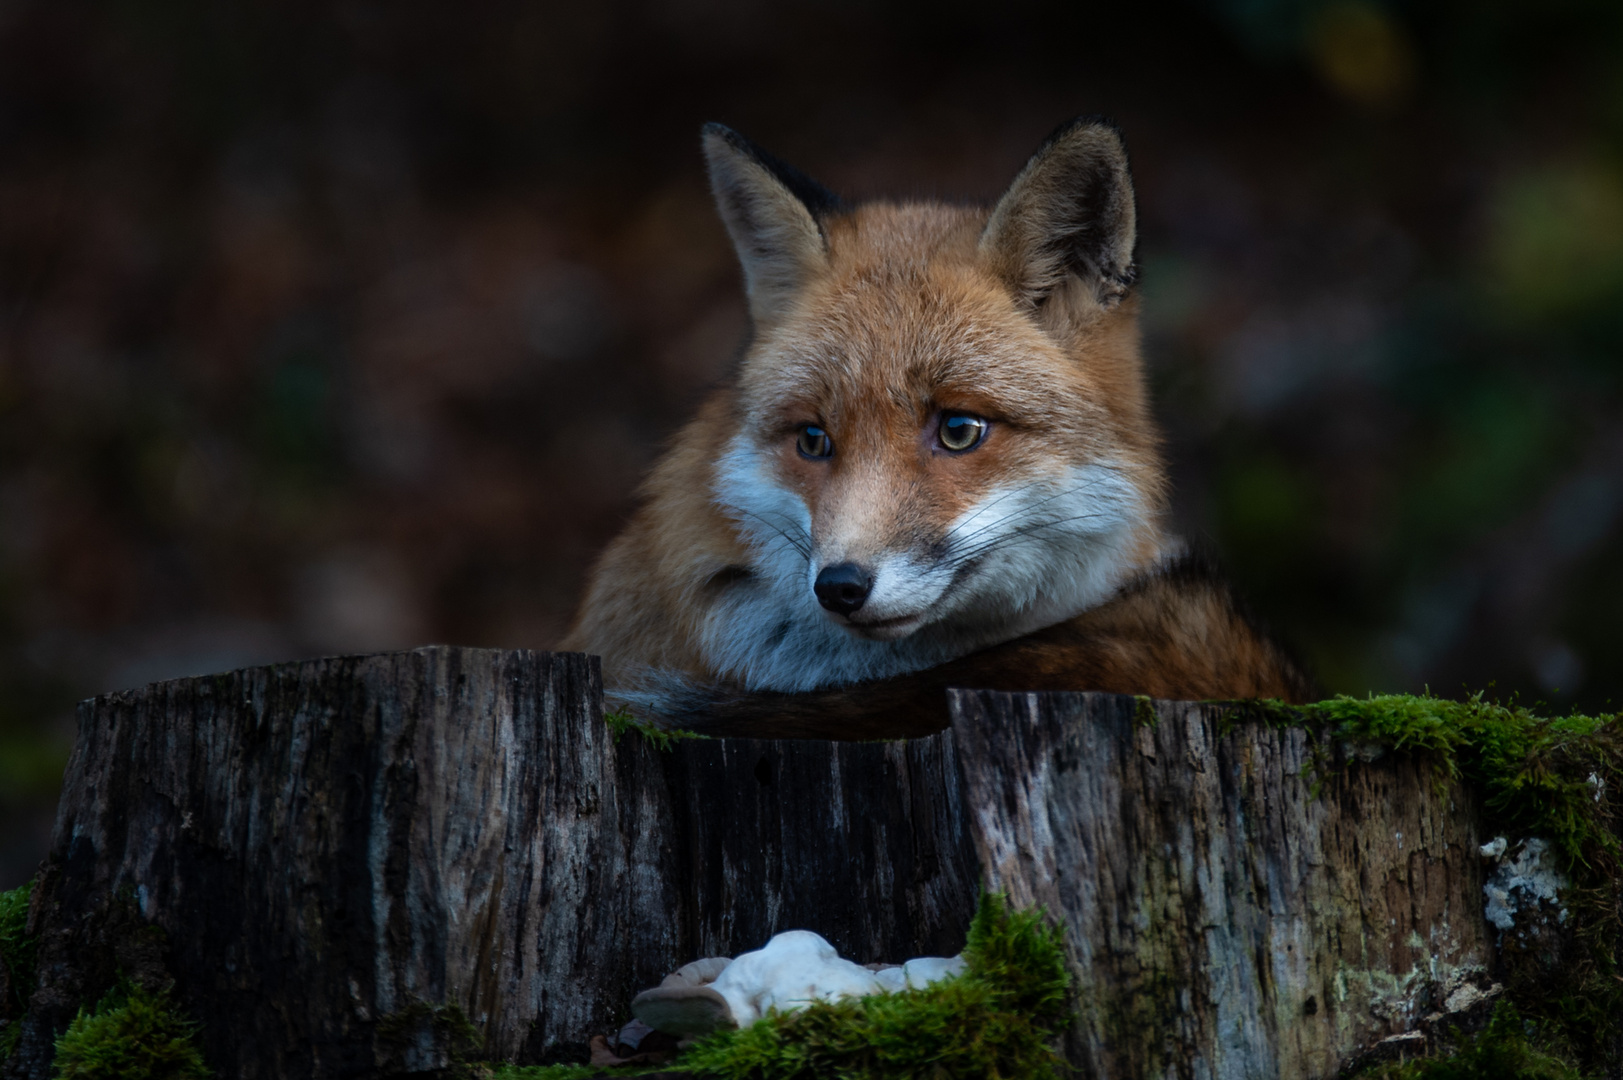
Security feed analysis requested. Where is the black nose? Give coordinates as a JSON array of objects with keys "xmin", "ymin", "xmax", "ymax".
[{"xmin": 814, "ymin": 562, "xmax": 873, "ymax": 616}]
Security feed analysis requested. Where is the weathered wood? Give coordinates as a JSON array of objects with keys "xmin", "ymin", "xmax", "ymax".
[
  {"xmin": 6, "ymin": 650, "xmax": 1507, "ymax": 1079},
  {"xmin": 6, "ymin": 647, "xmax": 976, "ymax": 1079},
  {"xmin": 7, "ymin": 648, "xmax": 685, "ymax": 1078},
  {"xmin": 661, "ymin": 734, "xmax": 977, "ymax": 965},
  {"xmin": 948, "ymin": 690, "xmax": 1491, "ymax": 1080}
]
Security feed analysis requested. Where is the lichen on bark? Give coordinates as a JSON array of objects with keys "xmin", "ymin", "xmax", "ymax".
[{"xmin": 1237, "ymin": 692, "xmax": 1622, "ymax": 1073}]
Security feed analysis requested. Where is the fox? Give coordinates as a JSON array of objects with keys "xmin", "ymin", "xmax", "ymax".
[{"xmin": 561, "ymin": 118, "xmax": 1314, "ymax": 738}]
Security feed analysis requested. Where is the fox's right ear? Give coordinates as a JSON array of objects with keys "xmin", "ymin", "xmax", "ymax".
[
  {"xmin": 703, "ymin": 123, "xmax": 843, "ymax": 323},
  {"xmin": 979, "ymin": 118, "xmax": 1138, "ymax": 315}
]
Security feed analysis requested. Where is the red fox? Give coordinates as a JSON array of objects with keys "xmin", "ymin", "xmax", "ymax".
[{"xmin": 562, "ymin": 119, "xmax": 1314, "ymax": 737}]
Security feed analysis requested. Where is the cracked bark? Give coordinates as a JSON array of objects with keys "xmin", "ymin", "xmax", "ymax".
[
  {"xmin": 949, "ymin": 690, "xmax": 1492, "ymax": 1079},
  {"xmin": 4, "ymin": 650, "xmax": 1491, "ymax": 1079}
]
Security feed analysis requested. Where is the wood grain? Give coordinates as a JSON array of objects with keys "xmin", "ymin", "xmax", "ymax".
[
  {"xmin": 4, "ymin": 653, "xmax": 1499, "ymax": 1079},
  {"xmin": 7, "ymin": 648, "xmax": 682, "ymax": 1077},
  {"xmin": 4, "ymin": 648, "xmax": 975, "ymax": 1078},
  {"xmin": 948, "ymin": 690, "xmax": 1492, "ymax": 1079}
]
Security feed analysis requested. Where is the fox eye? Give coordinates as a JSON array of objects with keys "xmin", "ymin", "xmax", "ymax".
[
  {"xmin": 796, "ymin": 424, "xmax": 834, "ymax": 459},
  {"xmin": 938, "ymin": 412, "xmax": 988, "ymax": 452}
]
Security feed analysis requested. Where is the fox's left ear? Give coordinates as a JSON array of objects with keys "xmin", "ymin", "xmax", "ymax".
[
  {"xmin": 979, "ymin": 118, "xmax": 1137, "ymax": 313},
  {"xmin": 703, "ymin": 123, "xmax": 844, "ymax": 324}
]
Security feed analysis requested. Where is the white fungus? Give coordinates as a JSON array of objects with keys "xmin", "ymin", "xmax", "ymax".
[
  {"xmin": 709, "ymin": 930, "xmax": 885, "ymax": 1027},
  {"xmin": 633, "ymin": 929, "xmax": 967, "ymax": 1034},
  {"xmin": 871, "ymin": 955, "xmax": 968, "ymax": 994}
]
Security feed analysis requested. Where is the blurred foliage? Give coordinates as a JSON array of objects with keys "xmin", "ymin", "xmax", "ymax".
[
  {"xmin": 1176, "ymin": 0, "xmax": 1623, "ymax": 698},
  {"xmin": 1, "ymin": 0, "xmax": 1623, "ymax": 885},
  {"xmin": 1484, "ymin": 160, "xmax": 1623, "ymax": 323}
]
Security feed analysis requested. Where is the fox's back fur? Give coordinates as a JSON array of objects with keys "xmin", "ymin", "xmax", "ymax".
[{"xmin": 563, "ymin": 120, "xmax": 1312, "ymax": 733}]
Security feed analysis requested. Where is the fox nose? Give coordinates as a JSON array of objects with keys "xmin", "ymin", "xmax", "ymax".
[{"xmin": 814, "ymin": 562, "xmax": 873, "ymax": 616}]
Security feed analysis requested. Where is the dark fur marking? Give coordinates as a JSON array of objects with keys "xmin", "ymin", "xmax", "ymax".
[{"xmin": 703, "ymin": 122, "xmax": 846, "ymax": 221}]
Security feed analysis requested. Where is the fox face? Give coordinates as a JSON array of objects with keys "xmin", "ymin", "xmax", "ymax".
[{"xmin": 690, "ymin": 122, "xmax": 1168, "ymax": 690}]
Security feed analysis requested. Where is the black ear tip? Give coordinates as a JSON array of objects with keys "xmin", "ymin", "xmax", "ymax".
[
  {"xmin": 1037, "ymin": 114, "xmax": 1129, "ymax": 158},
  {"xmin": 698, "ymin": 125, "xmax": 846, "ymax": 219},
  {"xmin": 701, "ymin": 122, "xmax": 745, "ymax": 151}
]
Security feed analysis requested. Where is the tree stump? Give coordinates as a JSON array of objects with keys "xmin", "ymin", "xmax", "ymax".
[
  {"xmin": 3, "ymin": 648, "xmax": 974, "ymax": 1079},
  {"xmin": 5, "ymin": 648, "xmax": 1499, "ymax": 1078},
  {"xmin": 949, "ymin": 690, "xmax": 1491, "ymax": 1079},
  {"xmin": 6, "ymin": 648, "xmax": 666, "ymax": 1078}
]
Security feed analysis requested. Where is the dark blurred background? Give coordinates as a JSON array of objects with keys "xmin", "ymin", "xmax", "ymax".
[{"xmin": 3, "ymin": 0, "xmax": 1622, "ymax": 888}]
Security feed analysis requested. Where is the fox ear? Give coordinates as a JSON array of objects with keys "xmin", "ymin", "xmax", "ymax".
[
  {"xmin": 703, "ymin": 123, "xmax": 843, "ymax": 323},
  {"xmin": 979, "ymin": 118, "xmax": 1137, "ymax": 312}
]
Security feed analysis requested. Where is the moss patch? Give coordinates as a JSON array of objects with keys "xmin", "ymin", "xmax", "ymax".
[
  {"xmin": 680, "ymin": 893, "xmax": 1068, "ymax": 1080},
  {"xmin": 52, "ymin": 980, "xmax": 209, "ymax": 1080},
  {"xmin": 490, "ymin": 893, "xmax": 1069, "ymax": 1080},
  {"xmin": 1237, "ymin": 692, "xmax": 1621, "ymax": 1075},
  {"xmin": 604, "ymin": 708, "xmax": 704, "ymax": 752},
  {"xmin": 1, "ymin": 877, "xmax": 37, "ymax": 1060},
  {"xmin": 491, "ymin": 1067, "xmax": 655, "ymax": 1080},
  {"xmin": 375, "ymin": 999, "xmax": 483, "ymax": 1076},
  {"xmin": 1, "ymin": 879, "xmax": 36, "ymax": 1003}
]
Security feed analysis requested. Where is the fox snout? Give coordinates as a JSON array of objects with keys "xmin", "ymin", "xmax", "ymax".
[
  {"xmin": 805, "ymin": 539, "xmax": 961, "ymax": 642},
  {"xmin": 813, "ymin": 562, "xmax": 872, "ymax": 616}
]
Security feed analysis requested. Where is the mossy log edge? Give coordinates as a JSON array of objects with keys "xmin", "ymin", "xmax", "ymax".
[{"xmin": 2, "ymin": 647, "xmax": 1497, "ymax": 1078}]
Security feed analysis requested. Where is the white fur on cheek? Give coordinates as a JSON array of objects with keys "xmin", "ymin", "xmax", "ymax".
[
  {"xmin": 702, "ymin": 437, "xmax": 1152, "ymax": 692},
  {"xmin": 855, "ymin": 551, "xmax": 955, "ymax": 621},
  {"xmin": 934, "ymin": 462, "xmax": 1145, "ymax": 634},
  {"xmin": 703, "ymin": 436, "xmax": 961, "ymax": 690}
]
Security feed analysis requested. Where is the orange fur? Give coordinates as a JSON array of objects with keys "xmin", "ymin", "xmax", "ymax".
[{"xmin": 562, "ymin": 120, "xmax": 1312, "ymax": 727}]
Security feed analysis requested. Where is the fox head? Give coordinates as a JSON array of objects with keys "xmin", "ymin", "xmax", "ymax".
[{"xmin": 695, "ymin": 120, "xmax": 1168, "ymax": 690}]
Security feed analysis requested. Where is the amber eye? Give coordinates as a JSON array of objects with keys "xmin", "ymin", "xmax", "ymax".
[
  {"xmin": 938, "ymin": 412, "xmax": 988, "ymax": 452},
  {"xmin": 797, "ymin": 424, "xmax": 833, "ymax": 459}
]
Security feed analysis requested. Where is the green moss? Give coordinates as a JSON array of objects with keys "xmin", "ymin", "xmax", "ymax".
[
  {"xmin": 376, "ymin": 999, "xmax": 481, "ymax": 1048},
  {"xmin": 489, "ymin": 1067, "xmax": 596, "ymax": 1080},
  {"xmin": 604, "ymin": 708, "xmax": 704, "ymax": 752},
  {"xmin": 1235, "ymin": 692, "xmax": 1619, "ymax": 869},
  {"xmin": 52, "ymin": 981, "xmax": 209, "ymax": 1080},
  {"xmin": 1237, "ymin": 692, "xmax": 1622, "ymax": 1075},
  {"xmin": 375, "ymin": 1000, "xmax": 483, "ymax": 1077},
  {"xmin": 1, "ymin": 877, "xmax": 37, "ymax": 1061},
  {"xmin": 491, "ymin": 1066, "xmax": 663, "ymax": 1079},
  {"xmin": 486, "ymin": 894, "xmax": 1069, "ymax": 1080},
  {"xmin": 673, "ymin": 892, "xmax": 1070, "ymax": 1080},
  {"xmin": 1, "ymin": 878, "xmax": 36, "ymax": 1005},
  {"xmin": 1359, "ymin": 1002, "xmax": 1582, "ymax": 1080},
  {"xmin": 1133, "ymin": 695, "xmax": 1157, "ymax": 727}
]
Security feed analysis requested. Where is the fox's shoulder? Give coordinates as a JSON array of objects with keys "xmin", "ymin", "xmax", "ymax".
[
  {"xmin": 627, "ymin": 553, "xmax": 1318, "ymax": 740},
  {"xmin": 560, "ymin": 389, "xmax": 748, "ymax": 677},
  {"xmin": 988, "ymin": 552, "xmax": 1318, "ymax": 703}
]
